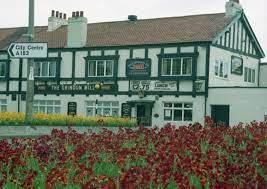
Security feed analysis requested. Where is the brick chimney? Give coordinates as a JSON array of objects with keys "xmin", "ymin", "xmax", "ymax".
[
  {"xmin": 225, "ymin": 0, "xmax": 243, "ymax": 17},
  {"xmin": 67, "ymin": 11, "xmax": 88, "ymax": 48},
  {"xmin": 48, "ymin": 10, "xmax": 68, "ymax": 31}
]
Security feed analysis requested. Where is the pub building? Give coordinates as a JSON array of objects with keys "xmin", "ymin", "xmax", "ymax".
[{"xmin": 0, "ymin": 0, "xmax": 266, "ymax": 127}]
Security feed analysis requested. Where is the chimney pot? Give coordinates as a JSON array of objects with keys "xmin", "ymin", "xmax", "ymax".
[
  {"xmin": 56, "ymin": 11, "xmax": 59, "ymax": 18},
  {"xmin": 72, "ymin": 12, "xmax": 75, "ymax": 17},
  {"xmin": 60, "ymin": 13, "xmax": 63, "ymax": 19},
  {"xmin": 128, "ymin": 15, "xmax": 138, "ymax": 22},
  {"xmin": 80, "ymin": 11, "xmax": 84, "ymax": 17},
  {"xmin": 76, "ymin": 11, "xmax": 80, "ymax": 17},
  {"xmin": 51, "ymin": 10, "xmax": 55, "ymax": 17},
  {"xmin": 63, "ymin": 13, "xmax": 67, "ymax": 20}
]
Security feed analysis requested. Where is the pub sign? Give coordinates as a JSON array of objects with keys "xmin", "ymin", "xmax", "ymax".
[{"xmin": 126, "ymin": 59, "xmax": 151, "ymax": 77}]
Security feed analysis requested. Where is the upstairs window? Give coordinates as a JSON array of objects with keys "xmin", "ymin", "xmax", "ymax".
[
  {"xmin": 215, "ymin": 60, "xmax": 228, "ymax": 79},
  {"xmin": 0, "ymin": 62, "xmax": 6, "ymax": 77},
  {"xmin": 88, "ymin": 60, "xmax": 114, "ymax": 77},
  {"xmin": 244, "ymin": 67, "xmax": 256, "ymax": 83},
  {"xmin": 162, "ymin": 57, "xmax": 192, "ymax": 76},
  {"xmin": 34, "ymin": 61, "xmax": 56, "ymax": 77}
]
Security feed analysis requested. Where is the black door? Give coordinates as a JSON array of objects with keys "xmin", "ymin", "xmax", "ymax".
[
  {"xmin": 211, "ymin": 105, "xmax": 230, "ymax": 126},
  {"xmin": 137, "ymin": 105, "xmax": 146, "ymax": 125}
]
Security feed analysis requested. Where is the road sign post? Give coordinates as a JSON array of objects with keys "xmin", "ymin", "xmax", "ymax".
[{"xmin": 8, "ymin": 43, "xmax": 48, "ymax": 59}]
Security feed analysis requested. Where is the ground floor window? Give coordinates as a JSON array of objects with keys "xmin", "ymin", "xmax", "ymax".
[
  {"xmin": 0, "ymin": 62, "xmax": 6, "ymax": 77},
  {"xmin": 86, "ymin": 101, "xmax": 119, "ymax": 116},
  {"xmin": 0, "ymin": 99, "xmax": 7, "ymax": 112},
  {"xmin": 163, "ymin": 102, "xmax": 193, "ymax": 122},
  {"xmin": 33, "ymin": 100, "xmax": 61, "ymax": 114}
]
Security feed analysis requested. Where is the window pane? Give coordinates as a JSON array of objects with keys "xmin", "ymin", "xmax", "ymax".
[
  {"xmin": 47, "ymin": 100, "xmax": 53, "ymax": 106},
  {"xmin": 49, "ymin": 62, "xmax": 56, "ymax": 77},
  {"xmin": 164, "ymin": 103, "xmax": 172, "ymax": 108},
  {"xmin": 173, "ymin": 110, "xmax": 182, "ymax": 121},
  {"xmin": 174, "ymin": 103, "xmax": 182, "ymax": 108},
  {"xmin": 34, "ymin": 62, "xmax": 41, "ymax": 77},
  {"xmin": 54, "ymin": 101, "xmax": 61, "ymax": 106},
  {"xmin": 1, "ymin": 105, "xmax": 7, "ymax": 112},
  {"xmin": 182, "ymin": 58, "xmax": 192, "ymax": 75},
  {"xmin": 248, "ymin": 69, "xmax": 252, "ymax": 82},
  {"xmin": 252, "ymin": 69, "xmax": 255, "ymax": 83},
  {"xmin": 96, "ymin": 108, "xmax": 102, "ymax": 116},
  {"xmin": 89, "ymin": 61, "xmax": 96, "ymax": 76},
  {"xmin": 184, "ymin": 110, "xmax": 193, "ymax": 121},
  {"xmin": 103, "ymin": 102, "xmax": 111, "ymax": 107},
  {"xmin": 164, "ymin": 109, "xmax": 172, "ymax": 121},
  {"xmin": 106, "ymin": 60, "xmax": 113, "ymax": 76},
  {"xmin": 219, "ymin": 61, "xmax": 223, "ymax": 77},
  {"xmin": 215, "ymin": 60, "xmax": 219, "ymax": 76},
  {"xmin": 223, "ymin": 62, "xmax": 228, "ymax": 78},
  {"xmin": 39, "ymin": 106, "xmax": 46, "ymax": 113},
  {"xmin": 112, "ymin": 101, "xmax": 119, "ymax": 106},
  {"xmin": 0, "ymin": 62, "xmax": 6, "ymax": 77},
  {"xmin": 162, "ymin": 59, "xmax": 171, "ymax": 75},
  {"xmin": 172, "ymin": 58, "xmax": 181, "ymax": 75},
  {"xmin": 40, "ymin": 100, "xmax": 46, "ymax": 105},
  {"xmin": 47, "ymin": 107, "xmax": 53, "ymax": 114},
  {"xmin": 41, "ymin": 62, "xmax": 48, "ymax": 77},
  {"xmin": 87, "ymin": 108, "xmax": 94, "ymax": 116},
  {"xmin": 55, "ymin": 107, "xmax": 61, "ymax": 114},
  {"xmin": 97, "ymin": 61, "xmax": 105, "ymax": 76},
  {"xmin": 244, "ymin": 67, "xmax": 248, "ymax": 82},
  {"xmin": 184, "ymin": 103, "xmax": 193, "ymax": 109},
  {"xmin": 103, "ymin": 108, "xmax": 111, "ymax": 116},
  {"xmin": 112, "ymin": 108, "xmax": 119, "ymax": 116},
  {"xmin": 33, "ymin": 106, "xmax": 38, "ymax": 113},
  {"xmin": 87, "ymin": 101, "xmax": 94, "ymax": 106},
  {"xmin": 98, "ymin": 101, "xmax": 103, "ymax": 106}
]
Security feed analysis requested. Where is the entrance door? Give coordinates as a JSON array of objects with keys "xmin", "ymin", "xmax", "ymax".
[
  {"xmin": 211, "ymin": 105, "xmax": 230, "ymax": 126},
  {"xmin": 136, "ymin": 104, "xmax": 151, "ymax": 126}
]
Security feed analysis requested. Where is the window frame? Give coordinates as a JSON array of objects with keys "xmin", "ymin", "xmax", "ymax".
[
  {"xmin": 33, "ymin": 100, "xmax": 61, "ymax": 114},
  {"xmin": 163, "ymin": 102, "xmax": 193, "ymax": 122},
  {"xmin": 0, "ymin": 59, "xmax": 10, "ymax": 80},
  {"xmin": 158, "ymin": 53, "xmax": 198, "ymax": 80},
  {"xmin": 244, "ymin": 67, "xmax": 256, "ymax": 84},
  {"xmin": 0, "ymin": 99, "xmax": 7, "ymax": 112},
  {"xmin": 34, "ymin": 57, "xmax": 60, "ymax": 79},
  {"xmin": 85, "ymin": 55, "xmax": 119, "ymax": 79},
  {"xmin": 86, "ymin": 100, "xmax": 120, "ymax": 117},
  {"xmin": 214, "ymin": 59, "xmax": 229, "ymax": 79},
  {"xmin": 88, "ymin": 60, "xmax": 114, "ymax": 77}
]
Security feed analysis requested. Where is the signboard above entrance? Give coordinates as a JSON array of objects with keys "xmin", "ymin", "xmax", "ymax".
[
  {"xmin": 130, "ymin": 80, "xmax": 177, "ymax": 91},
  {"xmin": 8, "ymin": 43, "xmax": 48, "ymax": 59}
]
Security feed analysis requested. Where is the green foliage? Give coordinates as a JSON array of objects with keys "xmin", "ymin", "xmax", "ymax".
[
  {"xmin": 224, "ymin": 135, "xmax": 235, "ymax": 146},
  {"xmin": 93, "ymin": 162, "xmax": 120, "ymax": 178},
  {"xmin": 200, "ymin": 140, "xmax": 210, "ymax": 154},
  {"xmin": 33, "ymin": 171, "xmax": 46, "ymax": 189},
  {"xmin": 125, "ymin": 156, "xmax": 147, "ymax": 170},
  {"xmin": 189, "ymin": 174, "xmax": 202, "ymax": 189},
  {"xmin": 166, "ymin": 178, "xmax": 179, "ymax": 189},
  {"xmin": 26, "ymin": 156, "xmax": 39, "ymax": 171},
  {"xmin": 121, "ymin": 141, "xmax": 136, "ymax": 149}
]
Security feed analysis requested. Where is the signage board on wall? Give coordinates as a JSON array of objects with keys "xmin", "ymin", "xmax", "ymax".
[
  {"xmin": 126, "ymin": 59, "xmax": 151, "ymax": 77},
  {"xmin": 130, "ymin": 80, "xmax": 177, "ymax": 91},
  {"xmin": 121, "ymin": 103, "xmax": 132, "ymax": 117},
  {"xmin": 231, "ymin": 56, "xmax": 243, "ymax": 75},
  {"xmin": 68, "ymin": 102, "xmax": 77, "ymax": 116},
  {"xmin": 34, "ymin": 82, "xmax": 116, "ymax": 94}
]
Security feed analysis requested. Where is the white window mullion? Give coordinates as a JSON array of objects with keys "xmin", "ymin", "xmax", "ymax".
[
  {"xmin": 170, "ymin": 58, "xmax": 173, "ymax": 76},
  {"xmin": 104, "ymin": 60, "xmax": 107, "ymax": 77},
  {"xmin": 95, "ymin": 61, "xmax": 98, "ymax": 76}
]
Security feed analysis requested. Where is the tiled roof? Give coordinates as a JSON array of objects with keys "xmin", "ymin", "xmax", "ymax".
[{"xmin": 0, "ymin": 13, "xmax": 234, "ymax": 49}]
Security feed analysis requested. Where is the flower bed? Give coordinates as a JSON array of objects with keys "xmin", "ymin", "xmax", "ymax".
[
  {"xmin": 0, "ymin": 112, "xmax": 136, "ymax": 127},
  {"xmin": 0, "ymin": 122, "xmax": 266, "ymax": 188}
]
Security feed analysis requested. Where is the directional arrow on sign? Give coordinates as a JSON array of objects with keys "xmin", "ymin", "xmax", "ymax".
[{"xmin": 8, "ymin": 42, "xmax": 48, "ymax": 59}]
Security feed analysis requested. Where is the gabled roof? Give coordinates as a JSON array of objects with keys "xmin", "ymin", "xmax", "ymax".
[{"xmin": 0, "ymin": 13, "xmax": 234, "ymax": 49}]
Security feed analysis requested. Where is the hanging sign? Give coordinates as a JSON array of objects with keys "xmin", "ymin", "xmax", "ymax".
[
  {"xmin": 130, "ymin": 80, "xmax": 177, "ymax": 91},
  {"xmin": 126, "ymin": 59, "xmax": 151, "ymax": 77}
]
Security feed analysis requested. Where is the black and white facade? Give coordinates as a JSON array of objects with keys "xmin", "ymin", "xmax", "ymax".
[{"xmin": 0, "ymin": 0, "xmax": 266, "ymax": 126}]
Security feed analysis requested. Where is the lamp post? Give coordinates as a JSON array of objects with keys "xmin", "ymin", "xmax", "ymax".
[{"xmin": 25, "ymin": 0, "xmax": 35, "ymax": 122}]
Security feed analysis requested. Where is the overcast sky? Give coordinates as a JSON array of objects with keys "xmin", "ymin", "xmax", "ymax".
[{"xmin": 0, "ymin": 0, "xmax": 266, "ymax": 60}]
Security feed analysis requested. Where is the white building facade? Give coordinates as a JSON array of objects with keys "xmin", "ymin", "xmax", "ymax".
[{"xmin": 0, "ymin": 0, "xmax": 266, "ymax": 127}]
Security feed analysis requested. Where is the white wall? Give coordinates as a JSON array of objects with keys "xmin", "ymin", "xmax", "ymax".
[
  {"xmin": 260, "ymin": 65, "xmax": 267, "ymax": 87},
  {"xmin": 207, "ymin": 88, "xmax": 267, "ymax": 126},
  {"xmin": 209, "ymin": 46, "xmax": 259, "ymax": 87}
]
